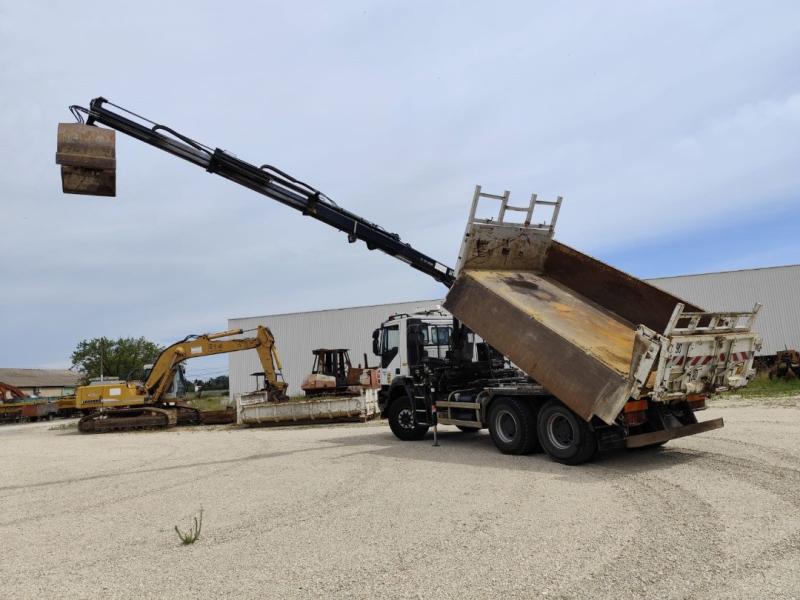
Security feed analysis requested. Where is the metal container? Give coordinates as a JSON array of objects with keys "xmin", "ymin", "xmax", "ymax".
[{"xmin": 237, "ymin": 388, "xmax": 379, "ymax": 425}]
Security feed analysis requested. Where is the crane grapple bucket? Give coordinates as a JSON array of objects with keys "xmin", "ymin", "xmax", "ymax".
[{"xmin": 56, "ymin": 123, "xmax": 116, "ymax": 196}]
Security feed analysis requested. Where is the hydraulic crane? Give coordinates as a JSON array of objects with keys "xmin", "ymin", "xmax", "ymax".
[
  {"xmin": 57, "ymin": 98, "xmax": 455, "ymax": 287},
  {"xmin": 75, "ymin": 326, "xmax": 286, "ymax": 433}
]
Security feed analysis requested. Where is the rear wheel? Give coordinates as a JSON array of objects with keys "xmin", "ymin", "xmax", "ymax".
[
  {"xmin": 488, "ymin": 397, "xmax": 540, "ymax": 455},
  {"xmin": 388, "ymin": 396, "xmax": 429, "ymax": 441},
  {"xmin": 537, "ymin": 399, "xmax": 597, "ymax": 465}
]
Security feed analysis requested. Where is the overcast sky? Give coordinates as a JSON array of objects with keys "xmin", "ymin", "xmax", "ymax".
[{"xmin": 1, "ymin": 1, "xmax": 798, "ymax": 380}]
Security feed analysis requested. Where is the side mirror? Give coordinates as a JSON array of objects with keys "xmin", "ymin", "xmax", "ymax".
[{"xmin": 372, "ymin": 329, "xmax": 380, "ymax": 356}]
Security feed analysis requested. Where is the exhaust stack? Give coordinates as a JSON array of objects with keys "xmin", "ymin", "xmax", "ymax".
[{"xmin": 56, "ymin": 123, "xmax": 116, "ymax": 196}]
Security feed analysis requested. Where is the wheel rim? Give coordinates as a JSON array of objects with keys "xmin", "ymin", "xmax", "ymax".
[
  {"xmin": 397, "ymin": 407, "xmax": 415, "ymax": 430},
  {"xmin": 494, "ymin": 409, "xmax": 518, "ymax": 444},
  {"xmin": 546, "ymin": 413, "xmax": 575, "ymax": 450}
]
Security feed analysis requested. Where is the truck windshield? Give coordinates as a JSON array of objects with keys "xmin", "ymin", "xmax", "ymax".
[{"xmin": 424, "ymin": 325, "xmax": 452, "ymax": 359}]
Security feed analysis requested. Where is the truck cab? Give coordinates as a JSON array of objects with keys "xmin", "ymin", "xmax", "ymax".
[
  {"xmin": 372, "ymin": 309, "xmax": 453, "ymax": 388},
  {"xmin": 373, "ymin": 310, "xmax": 454, "ymax": 405}
]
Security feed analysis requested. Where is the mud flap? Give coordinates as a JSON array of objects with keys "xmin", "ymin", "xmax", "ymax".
[{"xmin": 625, "ymin": 417, "xmax": 724, "ymax": 448}]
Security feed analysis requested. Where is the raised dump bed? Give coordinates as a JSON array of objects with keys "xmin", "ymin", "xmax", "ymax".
[
  {"xmin": 237, "ymin": 388, "xmax": 379, "ymax": 426},
  {"xmin": 444, "ymin": 186, "xmax": 762, "ymax": 426}
]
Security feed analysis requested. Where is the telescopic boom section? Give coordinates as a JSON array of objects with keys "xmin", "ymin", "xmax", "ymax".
[
  {"xmin": 145, "ymin": 326, "xmax": 286, "ymax": 404},
  {"xmin": 59, "ymin": 97, "xmax": 455, "ymax": 287}
]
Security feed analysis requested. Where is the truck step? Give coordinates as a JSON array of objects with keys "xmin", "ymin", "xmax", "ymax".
[{"xmin": 438, "ymin": 417, "xmax": 482, "ymax": 428}]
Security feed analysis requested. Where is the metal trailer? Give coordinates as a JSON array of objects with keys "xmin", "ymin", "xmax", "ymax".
[
  {"xmin": 0, "ymin": 399, "xmax": 58, "ymax": 423},
  {"xmin": 237, "ymin": 388, "xmax": 380, "ymax": 426},
  {"xmin": 433, "ymin": 186, "xmax": 762, "ymax": 462}
]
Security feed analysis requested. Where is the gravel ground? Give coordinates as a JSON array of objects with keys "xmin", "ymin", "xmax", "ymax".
[{"xmin": 2, "ymin": 397, "xmax": 799, "ymax": 599}]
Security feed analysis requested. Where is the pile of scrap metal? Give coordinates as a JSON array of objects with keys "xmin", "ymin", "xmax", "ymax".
[
  {"xmin": 0, "ymin": 382, "xmax": 58, "ymax": 423},
  {"xmin": 301, "ymin": 349, "xmax": 378, "ymax": 396},
  {"xmin": 769, "ymin": 349, "xmax": 800, "ymax": 380}
]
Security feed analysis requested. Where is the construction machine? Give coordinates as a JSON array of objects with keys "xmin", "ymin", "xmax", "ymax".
[
  {"xmin": 76, "ymin": 326, "xmax": 286, "ymax": 433},
  {"xmin": 56, "ymin": 98, "xmax": 762, "ymax": 462},
  {"xmin": 769, "ymin": 349, "xmax": 800, "ymax": 380},
  {"xmin": 301, "ymin": 349, "xmax": 374, "ymax": 396},
  {"xmin": 0, "ymin": 381, "xmax": 28, "ymax": 402}
]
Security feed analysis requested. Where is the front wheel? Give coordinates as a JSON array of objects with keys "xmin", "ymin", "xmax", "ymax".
[
  {"xmin": 537, "ymin": 399, "xmax": 597, "ymax": 465},
  {"xmin": 388, "ymin": 396, "xmax": 429, "ymax": 441}
]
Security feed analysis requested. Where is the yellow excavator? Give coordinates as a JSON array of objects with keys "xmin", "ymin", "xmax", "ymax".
[{"xmin": 76, "ymin": 326, "xmax": 286, "ymax": 433}]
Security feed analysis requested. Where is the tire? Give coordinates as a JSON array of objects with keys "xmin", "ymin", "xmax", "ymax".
[
  {"xmin": 487, "ymin": 397, "xmax": 540, "ymax": 455},
  {"xmin": 537, "ymin": 399, "xmax": 597, "ymax": 465},
  {"xmin": 456, "ymin": 425, "xmax": 481, "ymax": 433},
  {"xmin": 388, "ymin": 395, "xmax": 429, "ymax": 441}
]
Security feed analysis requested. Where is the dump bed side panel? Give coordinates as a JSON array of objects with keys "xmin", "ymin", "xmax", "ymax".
[
  {"xmin": 544, "ymin": 241, "xmax": 703, "ymax": 332},
  {"xmin": 445, "ymin": 272, "xmax": 632, "ymax": 422}
]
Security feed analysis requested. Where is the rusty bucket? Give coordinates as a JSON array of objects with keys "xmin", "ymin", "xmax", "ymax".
[{"xmin": 56, "ymin": 123, "xmax": 116, "ymax": 196}]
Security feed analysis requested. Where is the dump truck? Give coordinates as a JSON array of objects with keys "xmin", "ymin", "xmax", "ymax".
[
  {"xmin": 57, "ymin": 97, "xmax": 762, "ymax": 462},
  {"xmin": 374, "ymin": 187, "xmax": 762, "ymax": 462}
]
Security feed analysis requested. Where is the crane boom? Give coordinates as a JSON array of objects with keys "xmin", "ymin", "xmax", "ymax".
[{"xmin": 61, "ymin": 98, "xmax": 455, "ymax": 287}]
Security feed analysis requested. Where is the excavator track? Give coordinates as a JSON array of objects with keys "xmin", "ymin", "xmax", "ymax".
[
  {"xmin": 78, "ymin": 407, "xmax": 177, "ymax": 433},
  {"xmin": 175, "ymin": 404, "xmax": 201, "ymax": 426}
]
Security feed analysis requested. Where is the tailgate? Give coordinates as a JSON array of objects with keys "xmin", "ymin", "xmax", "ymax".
[{"xmin": 632, "ymin": 304, "xmax": 762, "ymax": 400}]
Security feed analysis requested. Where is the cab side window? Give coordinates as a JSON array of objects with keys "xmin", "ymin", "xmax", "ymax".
[{"xmin": 381, "ymin": 325, "xmax": 400, "ymax": 368}]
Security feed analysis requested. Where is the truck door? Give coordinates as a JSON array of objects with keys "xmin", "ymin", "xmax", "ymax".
[{"xmin": 378, "ymin": 324, "xmax": 401, "ymax": 385}]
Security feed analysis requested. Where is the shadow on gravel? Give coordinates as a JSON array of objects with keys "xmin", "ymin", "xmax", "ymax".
[
  {"xmin": 9, "ymin": 424, "xmax": 710, "ymax": 492},
  {"xmin": 316, "ymin": 428, "xmax": 706, "ymax": 479}
]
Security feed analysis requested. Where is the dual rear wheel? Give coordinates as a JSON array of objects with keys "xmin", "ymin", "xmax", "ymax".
[
  {"xmin": 489, "ymin": 397, "xmax": 597, "ymax": 465},
  {"xmin": 388, "ymin": 393, "xmax": 597, "ymax": 465}
]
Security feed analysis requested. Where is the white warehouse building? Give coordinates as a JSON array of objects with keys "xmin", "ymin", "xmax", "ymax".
[{"xmin": 229, "ymin": 264, "xmax": 800, "ymax": 398}]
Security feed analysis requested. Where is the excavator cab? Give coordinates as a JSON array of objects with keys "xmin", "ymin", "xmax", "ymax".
[
  {"xmin": 141, "ymin": 363, "xmax": 188, "ymax": 400},
  {"xmin": 56, "ymin": 123, "xmax": 116, "ymax": 196}
]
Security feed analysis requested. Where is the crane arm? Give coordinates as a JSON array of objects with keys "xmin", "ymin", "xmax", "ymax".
[
  {"xmin": 145, "ymin": 326, "xmax": 286, "ymax": 404},
  {"xmin": 62, "ymin": 98, "xmax": 456, "ymax": 287}
]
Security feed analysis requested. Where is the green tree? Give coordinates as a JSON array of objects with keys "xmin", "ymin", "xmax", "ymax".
[{"xmin": 71, "ymin": 336, "xmax": 163, "ymax": 383}]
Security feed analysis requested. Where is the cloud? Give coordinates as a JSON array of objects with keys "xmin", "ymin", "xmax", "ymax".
[{"xmin": 1, "ymin": 0, "xmax": 798, "ymax": 369}]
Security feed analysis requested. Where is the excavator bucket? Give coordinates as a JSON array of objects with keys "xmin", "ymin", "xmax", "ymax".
[{"xmin": 56, "ymin": 123, "xmax": 116, "ymax": 196}]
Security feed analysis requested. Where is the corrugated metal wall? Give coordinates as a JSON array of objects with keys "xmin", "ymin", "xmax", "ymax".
[
  {"xmin": 229, "ymin": 265, "xmax": 800, "ymax": 397},
  {"xmin": 648, "ymin": 265, "xmax": 800, "ymax": 356},
  {"xmin": 229, "ymin": 299, "xmax": 442, "ymax": 397}
]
